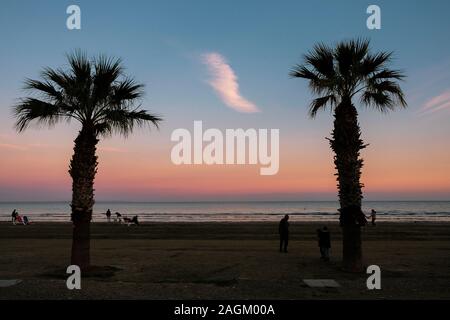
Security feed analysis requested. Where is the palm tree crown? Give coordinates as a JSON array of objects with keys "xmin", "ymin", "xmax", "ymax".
[
  {"xmin": 14, "ymin": 51, "xmax": 161, "ymax": 135},
  {"xmin": 13, "ymin": 51, "xmax": 162, "ymax": 270},
  {"xmin": 290, "ymin": 38, "xmax": 407, "ymax": 117}
]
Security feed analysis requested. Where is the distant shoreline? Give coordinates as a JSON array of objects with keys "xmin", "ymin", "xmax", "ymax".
[
  {"xmin": 1, "ymin": 200, "xmax": 450, "ymax": 203},
  {"xmin": 2, "ymin": 200, "xmax": 450, "ymax": 222},
  {"xmin": 2, "ymin": 220, "xmax": 450, "ymax": 225}
]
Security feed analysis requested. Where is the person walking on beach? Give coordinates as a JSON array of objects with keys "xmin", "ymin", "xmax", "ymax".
[
  {"xmin": 279, "ymin": 214, "xmax": 290, "ymax": 253},
  {"xmin": 367, "ymin": 209, "xmax": 377, "ymax": 226},
  {"xmin": 11, "ymin": 209, "xmax": 18, "ymax": 225},
  {"xmin": 317, "ymin": 226, "xmax": 331, "ymax": 261},
  {"xmin": 106, "ymin": 209, "xmax": 111, "ymax": 223}
]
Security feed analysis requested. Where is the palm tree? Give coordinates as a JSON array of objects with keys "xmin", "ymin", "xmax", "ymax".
[
  {"xmin": 290, "ymin": 39, "xmax": 406, "ymax": 272},
  {"xmin": 14, "ymin": 52, "xmax": 162, "ymax": 271}
]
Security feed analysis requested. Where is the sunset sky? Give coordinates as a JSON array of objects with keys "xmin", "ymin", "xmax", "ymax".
[{"xmin": 1, "ymin": 0, "xmax": 450, "ymax": 201}]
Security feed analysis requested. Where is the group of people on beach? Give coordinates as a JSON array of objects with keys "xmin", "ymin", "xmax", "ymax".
[
  {"xmin": 278, "ymin": 209, "xmax": 377, "ymax": 260},
  {"xmin": 278, "ymin": 214, "xmax": 330, "ymax": 260},
  {"xmin": 11, "ymin": 209, "xmax": 30, "ymax": 225},
  {"xmin": 104, "ymin": 209, "xmax": 139, "ymax": 226}
]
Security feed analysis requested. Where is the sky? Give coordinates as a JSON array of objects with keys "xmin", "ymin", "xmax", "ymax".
[{"xmin": 1, "ymin": 0, "xmax": 450, "ymax": 201}]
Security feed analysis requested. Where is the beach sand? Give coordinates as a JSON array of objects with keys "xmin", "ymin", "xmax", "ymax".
[{"xmin": 0, "ymin": 221, "xmax": 449, "ymax": 300}]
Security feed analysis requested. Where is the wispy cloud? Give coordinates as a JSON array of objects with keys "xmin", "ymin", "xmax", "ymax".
[
  {"xmin": 418, "ymin": 89, "xmax": 450, "ymax": 116},
  {"xmin": 0, "ymin": 139, "xmax": 52, "ymax": 151},
  {"xmin": 0, "ymin": 143, "xmax": 126, "ymax": 153},
  {"xmin": 0, "ymin": 143, "xmax": 27, "ymax": 151},
  {"xmin": 202, "ymin": 52, "xmax": 259, "ymax": 113},
  {"xmin": 28, "ymin": 143, "xmax": 51, "ymax": 148}
]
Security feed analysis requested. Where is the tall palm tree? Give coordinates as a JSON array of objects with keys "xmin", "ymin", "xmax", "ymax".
[
  {"xmin": 290, "ymin": 39, "xmax": 406, "ymax": 272},
  {"xmin": 14, "ymin": 52, "xmax": 162, "ymax": 271}
]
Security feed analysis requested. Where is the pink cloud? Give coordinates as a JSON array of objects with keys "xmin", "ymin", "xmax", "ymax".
[
  {"xmin": 419, "ymin": 89, "xmax": 450, "ymax": 115},
  {"xmin": 202, "ymin": 52, "xmax": 259, "ymax": 113},
  {"xmin": 0, "ymin": 143, "xmax": 27, "ymax": 151}
]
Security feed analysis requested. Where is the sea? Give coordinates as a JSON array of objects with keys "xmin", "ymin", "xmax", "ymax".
[{"xmin": 1, "ymin": 201, "xmax": 450, "ymax": 223}]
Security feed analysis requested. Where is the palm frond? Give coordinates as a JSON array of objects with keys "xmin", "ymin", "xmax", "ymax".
[
  {"xmin": 361, "ymin": 91, "xmax": 394, "ymax": 111},
  {"xmin": 290, "ymin": 65, "xmax": 335, "ymax": 95},
  {"xmin": 335, "ymin": 38, "xmax": 370, "ymax": 79},
  {"xmin": 111, "ymin": 78, "xmax": 144, "ymax": 106},
  {"xmin": 351, "ymin": 39, "xmax": 370, "ymax": 63},
  {"xmin": 309, "ymin": 95, "xmax": 337, "ymax": 118},
  {"xmin": 363, "ymin": 80, "xmax": 407, "ymax": 109},
  {"xmin": 334, "ymin": 41, "xmax": 354, "ymax": 79},
  {"xmin": 370, "ymin": 69, "xmax": 405, "ymax": 81},
  {"xmin": 360, "ymin": 52, "xmax": 392, "ymax": 76},
  {"xmin": 98, "ymin": 109, "xmax": 162, "ymax": 137},
  {"xmin": 289, "ymin": 65, "xmax": 318, "ymax": 80},
  {"xmin": 304, "ymin": 43, "xmax": 335, "ymax": 78},
  {"xmin": 92, "ymin": 55, "xmax": 123, "ymax": 102},
  {"xmin": 41, "ymin": 67, "xmax": 75, "ymax": 92},
  {"xmin": 14, "ymin": 98, "xmax": 68, "ymax": 132},
  {"xmin": 66, "ymin": 50, "xmax": 92, "ymax": 84},
  {"xmin": 24, "ymin": 78, "xmax": 63, "ymax": 102}
]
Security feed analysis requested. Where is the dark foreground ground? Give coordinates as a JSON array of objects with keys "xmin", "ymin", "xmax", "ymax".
[{"xmin": 1, "ymin": 222, "xmax": 449, "ymax": 299}]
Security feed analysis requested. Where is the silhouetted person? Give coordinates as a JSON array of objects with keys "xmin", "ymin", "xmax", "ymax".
[
  {"xmin": 316, "ymin": 228, "xmax": 322, "ymax": 257},
  {"xmin": 115, "ymin": 212, "xmax": 122, "ymax": 222},
  {"xmin": 23, "ymin": 216, "xmax": 30, "ymax": 225},
  {"xmin": 131, "ymin": 215, "xmax": 139, "ymax": 225},
  {"xmin": 369, "ymin": 209, "xmax": 377, "ymax": 226},
  {"xmin": 106, "ymin": 209, "xmax": 111, "ymax": 222},
  {"xmin": 278, "ymin": 214, "xmax": 289, "ymax": 253},
  {"xmin": 123, "ymin": 216, "xmax": 139, "ymax": 226},
  {"xmin": 318, "ymin": 226, "xmax": 331, "ymax": 261},
  {"xmin": 11, "ymin": 209, "xmax": 18, "ymax": 224},
  {"xmin": 124, "ymin": 215, "xmax": 139, "ymax": 226}
]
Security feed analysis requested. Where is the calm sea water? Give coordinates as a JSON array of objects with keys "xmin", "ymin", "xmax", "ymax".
[{"xmin": 1, "ymin": 201, "xmax": 450, "ymax": 222}]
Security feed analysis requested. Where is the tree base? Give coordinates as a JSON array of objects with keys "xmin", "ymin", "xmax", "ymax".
[
  {"xmin": 71, "ymin": 220, "xmax": 91, "ymax": 271},
  {"xmin": 342, "ymin": 225, "xmax": 364, "ymax": 273}
]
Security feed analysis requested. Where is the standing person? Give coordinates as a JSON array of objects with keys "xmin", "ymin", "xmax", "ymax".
[
  {"xmin": 115, "ymin": 212, "xmax": 122, "ymax": 223},
  {"xmin": 106, "ymin": 209, "xmax": 111, "ymax": 223},
  {"xmin": 278, "ymin": 214, "xmax": 290, "ymax": 253},
  {"xmin": 11, "ymin": 209, "xmax": 18, "ymax": 225},
  {"xmin": 318, "ymin": 226, "xmax": 331, "ymax": 261},
  {"xmin": 368, "ymin": 209, "xmax": 377, "ymax": 226},
  {"xmin": 317, "ymin": 228, "xmax": 323, "ymax": 259}
]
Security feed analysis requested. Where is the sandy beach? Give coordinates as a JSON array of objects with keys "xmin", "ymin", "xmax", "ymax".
[{"xmin": 1, "ymin": 221, "xmax": 449, "ymax": 300}]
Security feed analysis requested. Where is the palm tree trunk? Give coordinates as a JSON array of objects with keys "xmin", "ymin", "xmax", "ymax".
[
  {"xmin": 330, "ymin": 96, "xmax": 367, "ymax": 272},
  {"xmin": 69, "ymin": 125, "xmax": 98, "ymax": 271}
]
